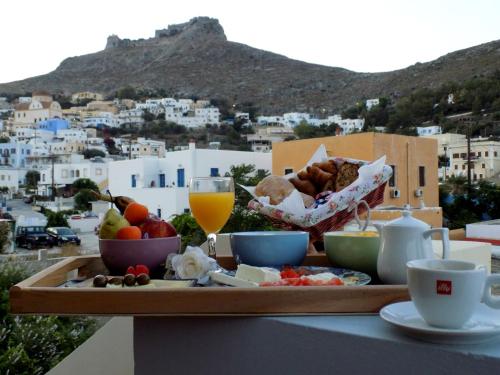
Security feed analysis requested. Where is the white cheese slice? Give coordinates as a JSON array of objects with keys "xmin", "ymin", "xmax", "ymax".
[
  {"xmin": 305, "ymin": 272, "xmax": 340, "ymax": 282},
  {"xmin": 235, "ymin": 264, "xmax": 281, "ymax": 283},
  {"xmin": 209, "ymin": 271, "xmax": 259, "ymax": 288}
]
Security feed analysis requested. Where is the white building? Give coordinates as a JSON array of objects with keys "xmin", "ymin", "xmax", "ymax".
[
  {"xmin": 366, "ymin": 98, "xmax": 380, "ymax": 110},
  {"xmin": 337, "ymin": 118, "xmax": 365, "ymax": 135},
  {"xmin": 38, "ymin": 156, "xmax": 109, "ymax": 195},
  {"xmin": 120, "ymin": 138, "xmax": 166, "ymax": 158},
  {"xmin": 56, "ymin": 129, "xmax": 88, "ymax": 142},
  {"xmin": 107, "ymin": 142, "xmax": 272, "ymax": 219},
  {"xmin": 83, "ymin": 113, "xmax": 120, "ymax": 128},
  {"xmin": 194, "ymin": 107, "xmax": 220, "ymax": 124},
  {"xmin": 15, "ymin": 128, "xmax": 53, "ymax": 142},
  {"xmin": 283, "ymin": 112, "xmax": 311, "ymax": 127},
  {"xmin": 417, "ymin": 126, "xmax": 442, "ymax": 136},
  {"xmin": 0, "ymin": 167, "xmax": 22, "ymax": 193},
  {"xmin": 256, "ymin": 116, "xmax": 285, "ymax": 126},
  {"xmin": 117, "ymin": 109, "xmax": 145, "ymax": 126}
]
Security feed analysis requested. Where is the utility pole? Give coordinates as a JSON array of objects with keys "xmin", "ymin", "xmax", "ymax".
[
  {"xmin": 467, "ymin": 125, "xmax": 471, "ymax": 192},
  {"xmin": 51, "ymin": 154, "xmax": 55, "ymax": 201}
]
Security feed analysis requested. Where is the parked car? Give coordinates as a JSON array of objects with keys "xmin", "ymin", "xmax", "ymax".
[
  {"xmin": 15, "ymin": 226, "xmax": 54, "ymax": 250},
  {"xmin": 46, "ymin": 227, "xmax": 81, "ymax": 246}
]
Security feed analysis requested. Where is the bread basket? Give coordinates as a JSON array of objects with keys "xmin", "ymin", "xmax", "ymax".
[{"xmin": 246, "ymin": 145, "xmax": 392, "ymax": 241}]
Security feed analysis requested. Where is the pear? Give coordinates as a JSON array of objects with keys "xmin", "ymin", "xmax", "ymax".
[{"xmin": 99, "ymin": 208, "xmax": 130, "ymax": 239}]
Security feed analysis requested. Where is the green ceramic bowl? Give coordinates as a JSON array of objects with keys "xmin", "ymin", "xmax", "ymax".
[{"xmin": 324, "ymin": 231, "xmax": 380, "ymax": 275}]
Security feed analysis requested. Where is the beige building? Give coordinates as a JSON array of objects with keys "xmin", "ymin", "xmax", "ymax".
[
  {"xmin": 272, "ymin": 132, "xmax": 439, "ymax": 208},
  {"xmin": 86, "ymin": 101, "xmax": 118, "ymax": 114},
  {"xmin": 71, "ymin": 92, "xmax": 104, "ymax": 103},
  {"xmin": 425, "ymin": 133, "xmax": 500, "ymax": 181},
  {"xmin": 13, "ymin": 91, "xmax": 62, "ymax": 125}
]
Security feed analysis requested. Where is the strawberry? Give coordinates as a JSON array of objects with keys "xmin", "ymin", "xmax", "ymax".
[
  {"xmin": 126, "ymin": 266, "xmax": 136, "ymax": 276},
  {"xmin": 135, "ymin": 264, "xmax": 149, "ymax": 276}
]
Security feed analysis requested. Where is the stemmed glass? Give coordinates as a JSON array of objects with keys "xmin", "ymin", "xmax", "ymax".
[{"xmin": 189, "ymin": 177, "xmax": 235, "ymax": 259}]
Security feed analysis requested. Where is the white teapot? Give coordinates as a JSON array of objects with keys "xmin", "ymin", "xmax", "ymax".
[{"xmin": 375, "ymin": 210, "xmax": 450, "ymax": 284}]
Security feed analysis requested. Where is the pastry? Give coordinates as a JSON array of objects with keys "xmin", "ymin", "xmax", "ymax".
[
  {"xmin": 255, "ymin": 175, "xmax": 295, "ymax": 205},
  {"xmin": 335, "ymin": 162, "xmax": 360, "ymax": 192},
  {"xmin": 289, "ymin": 177, "xmax": 317, "ymax": 196},
  {"xmin": 307, "ymin": 165, "xmax": 335, "ymax": 192},
  {"xmin": 312, "ymin": 160, "xmax": 337, "ymax": 175}
]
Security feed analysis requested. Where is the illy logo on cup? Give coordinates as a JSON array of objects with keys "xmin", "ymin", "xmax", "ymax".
[{"xmin": 436, "ymin": 280, "xmax": 452, "ymax": 295}]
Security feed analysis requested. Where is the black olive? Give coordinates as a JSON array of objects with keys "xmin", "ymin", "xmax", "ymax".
[
  {"xmin": 123, "ymin": 273, "xmax": 136, "ymax": 286},
  {"xmin": 93, "ymin": 275, "xmax": 108, "ymax": 288},
  {"xmin": 136, "ymin": 273, "xmax": 150, "ymax": 285}
]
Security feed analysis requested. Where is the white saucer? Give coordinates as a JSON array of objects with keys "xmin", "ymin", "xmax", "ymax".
[{"xmin": 380, "ymin": 301, "xmax": 500, "ymax": 344}]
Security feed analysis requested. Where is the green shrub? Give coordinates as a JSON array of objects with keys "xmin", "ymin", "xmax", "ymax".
[{"xmin": 0, "ymin": 262, "xmax": 98, "ymax": 374}]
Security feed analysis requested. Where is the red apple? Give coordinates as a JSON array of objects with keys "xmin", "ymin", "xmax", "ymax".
[{"xmin": 140, "ymin": 216, "xmax": 177, "ymax": 238}]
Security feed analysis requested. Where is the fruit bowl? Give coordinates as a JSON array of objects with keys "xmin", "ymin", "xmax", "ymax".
[
  {"xmin": 324, "ymin": 231, "xmax": 380, "ymax": 275},
  {"xmin": 99, "ymin": 236, "xmax": 181, "ymax": 278}
]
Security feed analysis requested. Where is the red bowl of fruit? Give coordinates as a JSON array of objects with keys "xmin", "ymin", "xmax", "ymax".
[{"xmin": 96, "ymin": 195, "xmax": 180, "ymax": 278}]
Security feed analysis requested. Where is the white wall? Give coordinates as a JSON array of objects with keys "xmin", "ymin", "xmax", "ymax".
[{"xmin": 108, "ymin": 144, "xmax": 272, "ymax": 218}]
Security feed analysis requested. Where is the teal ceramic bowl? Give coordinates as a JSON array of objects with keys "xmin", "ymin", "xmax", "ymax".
[
  {"xmin": 230, "ymin": 231, "xmax": 308, "ymax": 267},
  {"xmin": 324, "ymin": 231, "xmax": 380, "ymax": 275}
]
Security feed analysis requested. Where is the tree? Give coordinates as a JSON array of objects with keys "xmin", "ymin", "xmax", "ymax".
[
  {"xmin": 25, "ymin": 170, "xmax": 40, "ymax": 189},
  {"xmin": 82, "ymin": 149, "xmax": 106, "ymax": 159},
  {"xmin": 72, "ymin": 178, "xmax": 99, "ymax": 192},
  {"xmin": 0, "ymin": 221, "xmax": 11, "ymax": 254},
  {"xmin": 42, "ymin": 208, "xmax": 69, "ymax": 227},
  {"xmin": 116, "ymin": 86, "xmax": 137, "ymax": 100},
  {"xmin": 74, "ymin": 189, "xmax": 97, "ymax": 211}
]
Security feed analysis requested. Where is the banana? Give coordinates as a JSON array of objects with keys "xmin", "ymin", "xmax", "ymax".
[{"xmin": 92, "ymin": 191, "xmax": 135, "ymax": 214}]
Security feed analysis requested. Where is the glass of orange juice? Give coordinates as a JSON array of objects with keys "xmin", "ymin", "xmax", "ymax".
[{"xmin": 189, "ymin": 177, "xmax": 235, "ymax": 259}]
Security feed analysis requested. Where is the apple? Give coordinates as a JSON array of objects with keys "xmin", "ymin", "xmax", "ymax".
[{"xmin": 140, "ymin": 216, "xmax": 177, "ymax": 238}]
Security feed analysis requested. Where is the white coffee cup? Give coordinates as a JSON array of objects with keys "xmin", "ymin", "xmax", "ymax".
[{"xmin": 407, "ymin": 259, "xmax": 500, "ymax": 329}]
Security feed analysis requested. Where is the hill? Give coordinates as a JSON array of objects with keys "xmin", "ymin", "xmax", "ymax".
[{"xmin": 1, "ymin": 17, "xmax": 499, "ymax": 114}]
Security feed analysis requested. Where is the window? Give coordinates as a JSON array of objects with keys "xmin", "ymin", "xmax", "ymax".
[
  {"xmin": 480, "ymin": 174, "xmax": 483, "ymax": 179},
  {"xmin": 389, "ymin": 165, "xmax": 396, "ymax": 187},
  {"xmin": 96, "ymin": 168, "xmax": 102, "ymax": 176},
  {"xmin": 284, "ymin": 168, "xmax": 293, "ymax": 175},
  {"xmin": 418, "ymin": 166, "xmax": 425, "ymax": 187},
  {"xmin": 131, "ymin": 175, "xmax": 136, "ymax": 188},
  {"xmin": 452, "ymin": 153, "xmax": 459, "ymax": 158},
  {"xmin": 474, "ymin": 174, "xmax": 477, "ymax": 180},
  {"xmin": 70, "ymin": 170, "xmax": 75, "ymax": 178},
  {"xmin": 495, "ymin": 152, "xmax": 498, "ymax": 157},
  {"xmin": 478, "ymin": 152, "xmax": 481, "ymax": 157},
  {"xmin": 460, "ymin": 153, "xmax": 466, "ymax": 158},
  {"xmin": 485, "ymin": 151, "xmax": 489, "ymax": 157},
  {"xmin": 210, "ymin": 168, "xmax": 219, "ymax": 177},
  {"xmin": 61, "ymin": 169, "xmax": 68, "ymax": 178},
  {"xmin": 462, "ymin": 165, "xmax": 466, "ymax": 170},
  {"xmin": 76, "ymin": 170, "xmax": 80, "ymax": 177},
  {"xmin": 454, "ymin": 165, "xmax": 458, "ymax": 170},
  {"xmin": 159, "ymin": 173, "xmax": 165, "ymax": 188},
  {"xmin": 482, "ymin": 163, "xmax": 486, "ymax": 169}
]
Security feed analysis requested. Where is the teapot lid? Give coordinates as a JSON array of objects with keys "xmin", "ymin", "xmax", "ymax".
[{"xmin": 386, "ymin": 210, "xmax": 429, "ymax": 229}]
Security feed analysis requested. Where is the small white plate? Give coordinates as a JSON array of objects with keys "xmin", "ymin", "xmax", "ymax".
[{"xmin": 380, "ymin": 301, "xmax": 500, "ymax": 344}]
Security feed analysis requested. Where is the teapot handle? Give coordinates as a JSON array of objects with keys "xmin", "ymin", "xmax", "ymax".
[
  {"xmin": 423, "ymin": 228, "xmax": 450, "ymax": 259},
  {"xmin": 353, "ymin": 200, "xmax": 371, "ymax": 232}
]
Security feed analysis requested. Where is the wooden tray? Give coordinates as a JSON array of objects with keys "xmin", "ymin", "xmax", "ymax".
[{"xmin": 10, "ymin": 255, "xmax": 409, "ymax": 316}]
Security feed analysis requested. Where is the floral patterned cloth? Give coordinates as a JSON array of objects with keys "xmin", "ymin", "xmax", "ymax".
[{"xmin": 248, "ymin": 155, "xmax": 393, "ymax": 228}]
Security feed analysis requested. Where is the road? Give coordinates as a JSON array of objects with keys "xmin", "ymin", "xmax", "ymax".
[{"xmin": 5, "ymin": 198, "xmax": 99, "ymax": 256}]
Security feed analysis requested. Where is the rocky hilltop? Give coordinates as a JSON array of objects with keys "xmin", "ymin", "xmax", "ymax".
[{"xmin": 1, "ymin": 17, "xmax": 499, "ymax": 113}]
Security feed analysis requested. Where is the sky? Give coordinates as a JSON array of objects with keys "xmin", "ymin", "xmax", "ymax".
[{"xmin": 0, "ymin": 0, "xmax": 499, "ymax": 83}]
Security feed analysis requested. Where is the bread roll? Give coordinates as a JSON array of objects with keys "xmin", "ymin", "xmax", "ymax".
[
  {"xmin": 336, "ymin": 162, "xmax": 360, "ymax": 192},
  {"xmin": 255, "ymin": 175, "xmax": 295, "ymax": 205}
]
